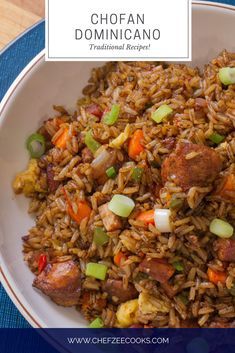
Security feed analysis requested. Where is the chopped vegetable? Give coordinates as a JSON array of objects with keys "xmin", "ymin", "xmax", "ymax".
[
  {"xmin": 85, "ymin": 130, "xmax": 101, "ymax": 154},
  {"xmin": 169, "ymin": 198, "xmax": 183, "ymax": 209},
  {"xmin": 207, "ymin": 268, "xmax": 227, "ymax": 285},
  {"xmin": 63, "ymin": 188, "xmax": 91, "ymax": 224},
  {"xmin": 151, "ymin": 104, "xmax": 173, "ymax": 123},
  {"xmin": 38, "ymin": 254, "xmax": 47, "ymax": 273},
  {"xmin": 26, "ymin": 133, "xmax": 46, "ymax": 158},
  {"xmin": 114, "ymin": 251, "xmax": 127, "ymax": 266},
  {"xmin": 131, "ymin": 167, "xmax": 143, "ymax": 182},
  {"xmin": 91, "ymin": 149, "xmax": 116, "ymax": 178},
  {"xmin": 128, "ymin": 130, "xmax": 144, "ymax": 160},
  {"xmin": 216, "ymin": 174, "xmax": 235, "ymax": 201},
  {"xmin": 172, "ymin": 261, "xmax": 184, "ymax": 272},
  {"xmin": 154, "ymin": 209, "xmax": 172, "ymax": 233},
  {"xmin": 109, "ymin": 124, "xmax": 131, "ymax": 149},
  {"xmin": 219, "ymin": 67, "xmax": 235, "ymax": 85},
  {"xmin": 53, "ymin": 127, "xmax": 69, "ymax": 149},
  {"xmin": 103, "ymin": 104, "xmax": 120, "ymax": 125},
  {"xmin": 108, "ymin": 194, "xmax": 135, "ymax": 217},
  {"xmin": 69, "ymin": 200, "xmax": 91, "ymax": 224},
  {"xmin": 208, "ymin": 132, "xmax": 225, "ymax": 144},
  {"xmin": 89, "ymin": 317, "xmax": 104, "ymax": 328},
  {"xmin": 209, "ymin": 218, "xmax": 234, "ymax": 238},
  {"xmin": 93, "ymin": 227, "xmax": 109, "ymax": 246},
  {"xmin": 116, "ymin": 299, "xmax": 139, "ymax": 327},
  {"xmin": 106, "ymin": 166, "xmax": 117, "ymax": 179},
  {"xmin": 85, "ymin": 262, "xmax": 108, "ymax": 280},
  {"xmin": 136, "ymin": 210, "xmax": 155, "ymax": 225}
]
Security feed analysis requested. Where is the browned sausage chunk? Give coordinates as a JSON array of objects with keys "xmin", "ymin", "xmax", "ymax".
[
  {"xmin": 46, "ymin": 164, "xmax": 60, "ymax": 193},
  {"xmin": 161, "ymin": 142, "xmax": 222, "ymax": 190},
  {"xmin": 103, "ymin": 279, "xmax": 138, "ymax": 303},
  {"xmin": 98, "ymin": 203, "xmax": 122, "ymax": 232},
  {"xmin": 214, "ymin": 239, "xmax": 235, "ymax": 262},
  {"xmin": 33, "ymin": 260, "xmax": 81, "ymax": 306},
  {"xmin": 139, "ymin": 258, "xmax": 175, "ymax": 284}
]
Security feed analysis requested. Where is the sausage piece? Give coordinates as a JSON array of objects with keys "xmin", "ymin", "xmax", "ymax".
[
  {"xmin": 103, "ymin": 279, "xmax": 138, "ymax": 303},
  {"xmin": 161, "ymin": 142, "xmax": 222, "ymax": 190},
  {"xmin": 33, "ymin": 260, "xmax": 81, "ymax": 306},
  {"xmin": 98, "ymin": 203, "xmax": 122, "ymax": 232},
  {"xmin": 46, "ymin": 164, "xmax": 60, "ymax": 193},
  {"xmin": 215, "ymin": 174, "xmax": 235, "ymax": 201},
  {"xmin": 214, "ymin": 239, "xmax": 235, "ymax": 262},
  {"xmin": 139, "ymin": 258, "xmax": 175, "ymax": 284},
  {"xmin": 86, "ymin": 104, "xmax": 103, "ymax": 119}
]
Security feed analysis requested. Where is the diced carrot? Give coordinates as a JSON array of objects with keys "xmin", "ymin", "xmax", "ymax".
[
  {"xmin": 207, "ymin": 268, "xmax": 227, "ymax": 285},
  {"xmin": 53, "ymin": 126, "xmax": 69, "ymax": 149},
  {"xmin": 136, "ymin": 210, "xmax": 154, "ymax": 225},
  {"xmin": 114, "ymin": 252, "xmax": 127, "ymax": 266},
  {"xmin": 216, "ymin": 174, "xmax": 235, "ymax": 201},
  {"xmin": 63, "ymin": 188, "xmax": 91, "ymax": 224},
  {"xmin": 128, "ymin": 130, "xmax": 144, "ymax": 160},
  {"xmin": 68, "ymin": 201, "xmax": 91, "ymax": 224}
]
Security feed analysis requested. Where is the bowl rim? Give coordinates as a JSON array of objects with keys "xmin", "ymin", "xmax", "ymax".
[{"xmin": 0, "ymin": 0, "xmax": 235, "ymax": 329}]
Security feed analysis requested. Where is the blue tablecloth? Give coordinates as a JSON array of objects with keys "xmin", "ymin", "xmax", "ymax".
[{"xmin": 0, "ymin": 0, "xmax": 234, "ymax": 328}]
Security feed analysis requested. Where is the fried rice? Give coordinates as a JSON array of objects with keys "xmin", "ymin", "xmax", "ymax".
[{"xmin": 12, "ymin": 51, "xmax": 235, "ymax": 328}]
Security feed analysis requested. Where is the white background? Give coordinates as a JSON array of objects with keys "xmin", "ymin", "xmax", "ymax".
[{"xmin": 46, "ymin": 0, "xmax": 191, "ymax": 61}]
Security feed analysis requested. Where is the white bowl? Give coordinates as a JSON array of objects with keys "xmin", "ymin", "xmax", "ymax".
[{"xmin": 0, "ymin": 1, "xmax": 235, "ymax": 328}]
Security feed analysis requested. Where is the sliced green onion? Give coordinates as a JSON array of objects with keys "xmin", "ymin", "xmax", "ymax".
[
  {"xmin": 209, "ymin": 218, "xmax": 234, "ymax": 238},
  {"xmin": 169, "ymin": 198, "xmax": 183, "ymax": 209},
  {"xmin": 85, "ymin": 262, "xmax": 108, "ymax": 280},
  {"xmin": 93, "ymin": 227, "xmax": 109, "ymax": 246},
  {"xmin": 208, "ymin": 132, "xmax": 225, "ymax": 144},
  {"xmin": 151, "ymin": 104, "xmax": 173, "ymax": 123},
  {"xmin": 106, "ymin": 166, "xmax": 117, "ymax": 179},
  {"xmin": 85, "ymin": 130, "xmax": 101, "ymax": 154},
  {"xmin": 173, "ymin": 261, "xmax": 184, "ymax": 272},
  {"xmin": 89, "ymin": 317, "xmax": 104, "ymax": 328},
  {"xmin": 219, "ymin": 67, "xmax": 235, "ymax": 85},
  {"xmin": 108, "ymin": 195, "xmax": 135, "ymax": 217},
  {"xmin": 103, "ymin": 104, "xmax": 120, "ymax": 125},
  {"xmin": 131, "ymin": 167, "xmax": 143, "ymax": 182},
  {"xmin": 26, "ymin": 133, "xmax": 46, "ymax": 158}
]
